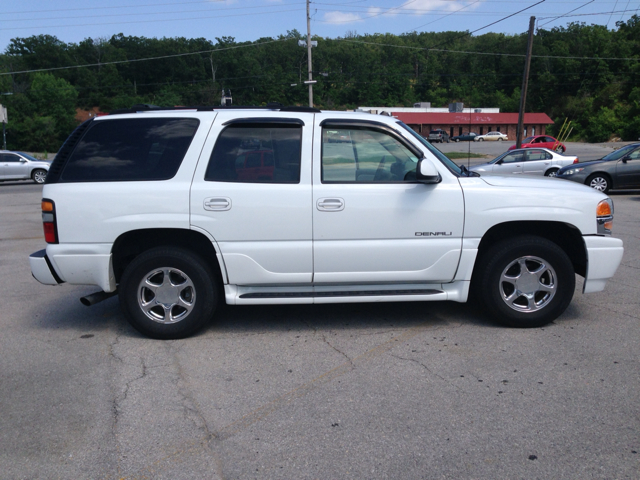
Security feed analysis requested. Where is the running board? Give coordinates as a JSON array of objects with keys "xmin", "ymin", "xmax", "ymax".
[
  {"xmin": 224, "ymin": 283, "xmax": 460, "ymax": 305},
  {"xmin": 239, "ymin": 289, "xmax": 442, "ymax": 299}
]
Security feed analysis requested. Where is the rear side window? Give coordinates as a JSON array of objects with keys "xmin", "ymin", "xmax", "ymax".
[
  {"xmin": 205, "ymin": 124, "xmax": 302, "ymax": 183},
  {"xmin": 60, "ymin": 118, "xmax": 199, "ymax": 182}
]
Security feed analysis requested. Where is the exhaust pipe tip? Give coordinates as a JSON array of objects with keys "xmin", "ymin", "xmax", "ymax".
[{"xmin": 80, "ymin": 290, "xmax": 118, "ymax": 307}]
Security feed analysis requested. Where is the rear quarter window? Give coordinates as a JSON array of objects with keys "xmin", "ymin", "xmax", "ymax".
[{"xmin": 60, "ymin": 118, "xmax": 199, "ymax": 182}]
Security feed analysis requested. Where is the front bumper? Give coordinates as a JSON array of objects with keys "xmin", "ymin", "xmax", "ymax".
[{"xmin": 582, "ymin": 236, "xmax": 624, "ymax": 293}]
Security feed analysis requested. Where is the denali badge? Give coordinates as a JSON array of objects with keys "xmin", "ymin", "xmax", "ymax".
[{"xmin": 415, "ymin": 232, "xmax": 453, "ymax": 236}]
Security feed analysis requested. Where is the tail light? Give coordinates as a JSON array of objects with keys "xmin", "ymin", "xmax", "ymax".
[
  {"xmin": 41, "ymin": 199, "xmax": 59, "ymax": 244},
  {"xmin": 573, "ymin": 158, "xmax": 579, "ymax": 164}
]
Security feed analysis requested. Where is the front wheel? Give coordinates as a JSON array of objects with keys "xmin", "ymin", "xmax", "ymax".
[
  {"xmin": 586, "ymin": 173, "xmax": 610, "ymax": 193},
  {"xmin": 119, "ymin": 247, "xmax": 218, "ymax": 339},
  {"xmin": 473, "ymin": 236, "xmax": 575, "ymax": 328},
  {"xmin": 32, "ymin": 169, "xmax": 47, "ymax": 184}
]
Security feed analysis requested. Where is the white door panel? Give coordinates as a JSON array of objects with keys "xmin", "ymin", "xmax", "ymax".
[
  {"xmin": 312, "ymin": 116, "xmax": 464, "ymax": 284},
  {"xmin": 190, "ymin": 111, "xmax": 315, "ymax": 285}
]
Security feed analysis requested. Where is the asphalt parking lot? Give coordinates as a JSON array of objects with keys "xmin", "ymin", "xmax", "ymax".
[{"xmin": 1, "ymin": 180, "xmax": 638, "ymax": 479}]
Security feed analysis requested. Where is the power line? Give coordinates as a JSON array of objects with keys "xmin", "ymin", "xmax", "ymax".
[
  {"xmin": 0, "ymin": 7, "xmax": 305, "ymax": 32},
  {"xmin": 0, "ymin": 38, "xmax": 293, "ymax": 76},
  {"xmin": 338, "ymin": 40, "xmax": 640, "ymax": 61},
  {"xmin": 2, "ymin": 1, "xmax": 305, "ymax": 23},
  {"xmin": 537, "ymin": 0, "xmax": 595, "ymax": 28}
]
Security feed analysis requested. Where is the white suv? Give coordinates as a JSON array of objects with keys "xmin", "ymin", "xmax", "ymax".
[{"xmin": 29, "ymin": 105, "xmax": 623, "ymax": 339}]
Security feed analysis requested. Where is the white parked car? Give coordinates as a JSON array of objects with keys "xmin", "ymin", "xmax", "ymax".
[
  {"xmin": 469, "ymin": 148, "xmax": 578, "ymax": 177},
  {"xmin": 29, "ymin": 106, "xmax": 623, "ymax": 339},
  {"xmin": 0, "ymin": 150, "xmax": 50, "ymax": 184},
  {"xmin": 475, "ymin": 131, "xmax": 508, "ymax": 141}
]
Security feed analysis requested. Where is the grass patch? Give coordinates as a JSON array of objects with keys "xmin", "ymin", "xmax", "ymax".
[{"xmin": 445, "ymin": 152, "xmax": 488, "ymax": 159}]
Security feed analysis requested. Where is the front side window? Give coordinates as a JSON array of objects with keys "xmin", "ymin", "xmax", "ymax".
[
  {"xmin": 61, "ymin": 118, "xmax": 199, "ymax": 182},
  {"xmin": 322, "ymin": 127, "xmax": 419, "ymax": 183},
  {"xmin": 1, "ymin": 154, "xmax": 21, "ymax": 163},
  {"xmin": 205, "ymin": 124, "xmax": 301, "ymax": 183}
]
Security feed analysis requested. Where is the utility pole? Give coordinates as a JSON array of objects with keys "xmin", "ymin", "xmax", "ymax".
[
  {"xmin": 306, "ymin": 0, "xmax": 314, "ymax": 107},
  {"xmin": 516, "ymin": 16, "xmax": 535, "ymax": 149},
  {"xmin": 298, "ymin": 1, "xmax": 317, "ymax": 106}
]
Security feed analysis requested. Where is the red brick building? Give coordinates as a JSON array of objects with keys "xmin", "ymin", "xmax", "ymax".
[{"xmin": 393, "ymin": 112, "xmax": 554, "ymax": 140}]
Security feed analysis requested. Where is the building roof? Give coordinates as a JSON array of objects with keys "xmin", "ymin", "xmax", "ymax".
[{"xmin": 392, "ymin": 112, "xmax": 553, "ymax": 125}]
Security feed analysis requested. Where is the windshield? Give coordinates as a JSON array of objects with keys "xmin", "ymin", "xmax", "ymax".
[
  {"xmin": 601, "ymin": 144, "xmax": 638, "ymax": 161},
  {"xmin": 16, "ymin": 152, "xmax": 40, "ymax": 161},
  {"xmin": 397, "ymin": 122, "xmax": 462, "ymax": 175},
  {"xmin": 489, "ymin": 151, "xmax": 510, "ymax": 164}
]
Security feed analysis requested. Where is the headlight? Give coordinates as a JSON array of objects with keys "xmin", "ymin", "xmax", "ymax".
[
  {"xmin": 562, "ymin": 167, "xmax": 584, "ymax": 175},
  {"xmin": 596, "ymin": 198, "xmax": 614, "ymax": 235}
]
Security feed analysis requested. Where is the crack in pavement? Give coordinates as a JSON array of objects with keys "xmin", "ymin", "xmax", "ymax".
[{"xmin": 388, "ymin": 352, "xmax": 461, "ymax": 390}]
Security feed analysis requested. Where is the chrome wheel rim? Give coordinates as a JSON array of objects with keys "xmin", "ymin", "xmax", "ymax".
[
  {"xmin": 137, "ymin": 267, "xmax": 195, "ymax": 324},
  {"xmin": 547, "ymin": 170, "xmax": 558, "ymax": 177},
  {"xmin": 499, "ymin": 256, "xmax": 556, "ymax": 313},
  {"xmin": 589, "ymin": 177, "xmax": 607, "ymax": 191},
  {"xmin": 33, "ymin": 170, "xmax": 46, "ymax": 183}
]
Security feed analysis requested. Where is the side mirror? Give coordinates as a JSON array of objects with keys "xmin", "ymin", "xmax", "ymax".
[
  {"xmin": 20, "ymin": 159, "xmax": 27, "ymax": 163},
  {"xmin": 416, "ymin": 158, "xmax": 441, "ymax": 184},
  {"xmin": 622, "ymin": 155, "xmax": 630, "ymax": 163},
  {"xmin": 495, "ymin": 159, "xmax": 503, "ymax": 165}
]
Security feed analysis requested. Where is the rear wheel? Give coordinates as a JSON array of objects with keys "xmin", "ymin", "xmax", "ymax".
[
  {"xmin": 473, "ymin": 236, "xmax": 575, "ymax": 328},
  {"xmin": 478, "ymin": 138, "xmax": 484, "ymax": 142},
  {"xmin": 455, "ymin": 138, "xmax": 460, "ymax": 142},
  {"xmin": 555, "ymin": 145, "xmax": 565, "ymax": 153},
  {"xmin": 586, "ymin": 173, "xmax": 610, "ymax": 193},
  {"xmin": 119, "ymin": 247, "xmax": 218, "ymax": 339},
  {"xmin": 32, "ymin": 169, "xmax": 47, "ymax": 184},
  {"xmin": 545, "ymin": 169, "xmax": 559, "ymax": 177},
  {"xmin": 498, "ymin": 138, "xmax": 504, "ymax": 141}
]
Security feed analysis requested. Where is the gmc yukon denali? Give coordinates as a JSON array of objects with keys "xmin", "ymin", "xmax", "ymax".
[{"xmin": 29, "ymin": 105, "xmax": 624, "ymax": 339}]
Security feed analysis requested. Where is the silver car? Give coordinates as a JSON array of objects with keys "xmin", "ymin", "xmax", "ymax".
[
  {"xmin": 0, "ymin": 151, "xmax": 51, "ymax": 184},
  {"xmin": 469, "ymin": 148, "xmax": 578, "ymax": 177}
]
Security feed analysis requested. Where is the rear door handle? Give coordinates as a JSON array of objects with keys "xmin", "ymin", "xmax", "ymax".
[
  {"xmin": 203, "ymin": 197, "xmax": 231, "ymax": 211},
  {"xmin": 317, "ymin": 197, "xmax": 345, "ymax": 212}
]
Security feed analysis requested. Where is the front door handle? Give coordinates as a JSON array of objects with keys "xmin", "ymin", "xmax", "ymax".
[
  {"xmin": 317, "ymin": 197, "xmax": 345, "ymax": 212},
  {"xmin": 203, "ymin": 197, "xmax": 231, "ymax": 211}
]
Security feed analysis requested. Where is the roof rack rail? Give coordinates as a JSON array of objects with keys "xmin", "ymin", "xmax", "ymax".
[{"xmin": 108, "ymin": 104, "xmax": 322, "ymax": 115}]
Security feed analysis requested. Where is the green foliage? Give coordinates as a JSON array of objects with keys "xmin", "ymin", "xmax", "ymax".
[{"xmin": 1, "ymin": 15, "xmax": 639, "ymax": 150}]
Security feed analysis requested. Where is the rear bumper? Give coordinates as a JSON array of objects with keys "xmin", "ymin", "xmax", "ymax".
[
  {"xmin": 582, "ymin": 236, "xmax": 624, "ymax": 294},
  {"xmin": 30, "ymin": 244, "xmax": 117, "ymax": 292},
  {"xmin": 29, "ymin": 249, "xmax": 63, "ymax": 285}
]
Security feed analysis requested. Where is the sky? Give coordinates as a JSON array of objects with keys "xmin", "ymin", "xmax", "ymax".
[{"xmin": 1, "ymin": 0, "xmax": 639, "ymax": 51}]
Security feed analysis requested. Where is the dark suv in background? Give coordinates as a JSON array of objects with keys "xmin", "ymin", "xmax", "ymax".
[{"xmin": 427, "ymin": 129, "xmax": 450, "ymax": 143}]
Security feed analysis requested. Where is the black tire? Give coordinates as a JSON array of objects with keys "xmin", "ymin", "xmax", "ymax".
[
  {"xmin": 455, "ymin": 138, "xmax": 460, "ymax": 142},
  {"xmin": 498, "ymin": 138, "xmax": 504, "ymax": 141},
  {"xmin": 478, "ymin": 138, "xmax": 484, "ymax": 142},
  {"xmin": 472, "ymin": 235, "xmax": 575, "ymax": 328},
  {"xmin": 555, "ymin": 145, "xmax": 565, "ymax": 153},
  {"xmin": 544, "ymin": 169, "xmax": 559, "ymax": 177},
  {"xmin": 586, "ymin": 173, "xmax": 610, "ymax": 193},
  {"xmin": 119, "ymin": 247, "xmax": 218, "ymax": 339},
  {"xmin": 32, "ymin": 169, "xmax": 47, "ymax": 184}
]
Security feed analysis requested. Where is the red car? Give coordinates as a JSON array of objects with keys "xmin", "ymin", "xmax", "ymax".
[{"xmin": 508, "ymin": 135, "xmax": 566, "ymax": 153}]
